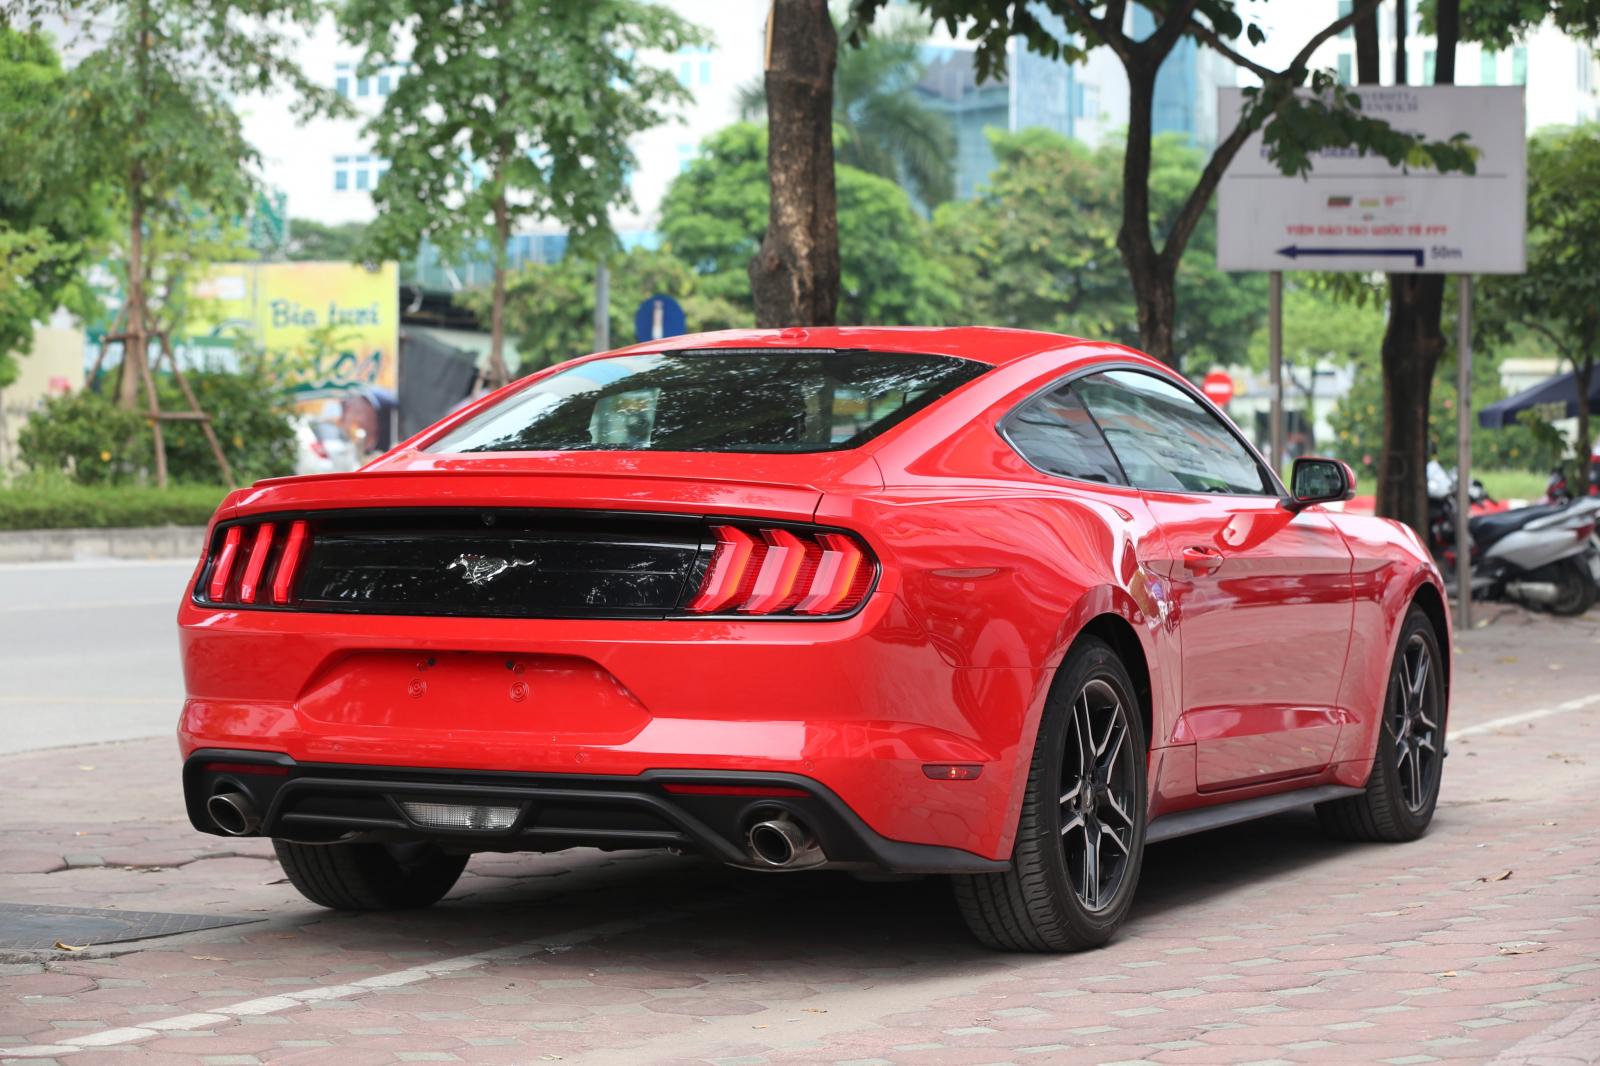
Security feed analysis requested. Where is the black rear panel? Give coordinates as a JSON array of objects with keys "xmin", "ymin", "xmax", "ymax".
[{"xmin": 208, "ymin": 509, "xmax": 710, "ymax": 619}]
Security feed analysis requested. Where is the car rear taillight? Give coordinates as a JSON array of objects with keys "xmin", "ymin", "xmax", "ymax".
[
  {"xmin": 686, "ymin": 525, "xmax": 875, "ymax": 617},
  {"xmin": 199, "ymin": 519, "xmax": 313, "ymax": 607}
]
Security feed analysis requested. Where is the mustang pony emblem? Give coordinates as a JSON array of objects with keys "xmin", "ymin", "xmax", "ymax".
[{"xmin": 446, "ymin": 554, "xmax": 537, "ymax": 586}]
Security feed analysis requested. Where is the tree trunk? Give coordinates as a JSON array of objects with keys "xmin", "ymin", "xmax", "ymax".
[
  {"xmin": 1376, "ymin": 276, "xmax": 1447, "ymax": 531},
  {"xmin": 1372, "ymin": 0, "xmax": 1458, "ymax": 538},
  {"xmin": 1118, "ymin": 62, "xmax": 1179, "ymax": 366},
  {"xmin": 1577, "ymin": 351, "xmax": 1595, "ymax": 491},
  {"xmin": 118, "ymin": 164, "xmax": 147, "ymax": 410},
  {"xmin": 749, "ymin": 0, "xmax": 838, "ymax": 327},
  {"xmin": 487, "ymin": 192, "xmax": 511, "ymax": 388}
]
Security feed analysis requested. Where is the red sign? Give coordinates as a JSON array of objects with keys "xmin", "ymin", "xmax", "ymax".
[{"xmin": 1201, "ymin": 371, "xmax": 1234, "ymax": 407}]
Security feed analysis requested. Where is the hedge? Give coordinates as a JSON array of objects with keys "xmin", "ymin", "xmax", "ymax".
[{"xmin": 0, "ymin": 480, "xmax": 230, "ymax": 530}]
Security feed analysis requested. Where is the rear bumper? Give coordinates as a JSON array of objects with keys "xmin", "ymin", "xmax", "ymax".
[{"xmin": 182, "ymin": 750, "xmax": 1008, "ymax": 874}]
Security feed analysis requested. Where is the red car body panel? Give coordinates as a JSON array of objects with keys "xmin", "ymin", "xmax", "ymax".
[{"xmin": 177, "ymin": 327, "xmax": 1450, "ymax": 867}]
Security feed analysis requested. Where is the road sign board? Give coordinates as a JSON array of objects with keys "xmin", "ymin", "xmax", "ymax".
[
  {"xmin": 1202, "ymin": 370, "xmax": 1234, "ymax": 407},
  {"xmin": 634, "ymin": 294, "xmax": 686, "ymax": 342},
  {"xmin": 1216, "ymin": 86, "xmax": 1526, "ymax": 275}
]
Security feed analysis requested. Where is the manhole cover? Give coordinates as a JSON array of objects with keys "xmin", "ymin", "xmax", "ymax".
[{"xmin": 0, "ymin": 902, "xmax": 261, "ymax": 950}]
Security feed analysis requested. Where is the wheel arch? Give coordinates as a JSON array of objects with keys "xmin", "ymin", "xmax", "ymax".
[
  {"xmin": 1074, "ymin": 613, "xmax": 1154, "ymax": 755},
  {"xmin": 1408, "ymin": 579, "xmax": 1451, "ymax": 701}
]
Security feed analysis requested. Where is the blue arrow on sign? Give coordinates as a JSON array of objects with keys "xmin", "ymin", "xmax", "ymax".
[
  {"xmin": 634, "ymin": 293, "xmax": 686, "ymax": 342},
  {"xmin": 1276, "ymin": 244, "xmax": 1425, "ymax": 268}
]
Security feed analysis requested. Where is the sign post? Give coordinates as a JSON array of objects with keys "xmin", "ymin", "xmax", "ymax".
[
  {"xmin": 633, "ymin": 294, "xmax": 686, "ymax": 343},
  {"xmin": 1217, "ymin": 86, "xmax": 1527, "ymax": 628}
]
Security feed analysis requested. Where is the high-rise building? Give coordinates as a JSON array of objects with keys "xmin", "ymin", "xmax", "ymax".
[
  {"xmin": 1247, "ymin": 2, "xmax": 1598, "ymax": 131},
  {"xmin": 913, "ymin": 6, "xmax": 1237, "ymax": 204}
]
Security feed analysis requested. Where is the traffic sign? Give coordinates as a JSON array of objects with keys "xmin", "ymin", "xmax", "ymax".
[
  {"xmin": 634, "ymin": 294, "xmax": 686, "ymax": 342},
  {"xmin": 1216, "ymin": 87, "xmax": 1526, "ymax": 275},
  {"xmin": 1201, "ymin": 371, "xmax": 1234, "ymax": 407}
]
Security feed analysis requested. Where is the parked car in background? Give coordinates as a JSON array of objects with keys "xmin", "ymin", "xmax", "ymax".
[
  {"xmin": 292, "ymin": 416, "xmax": 359, "ymax": 477},
  {"xmin": 180, "ymin": 328, "xmax": 1451, "ymax": 952}
]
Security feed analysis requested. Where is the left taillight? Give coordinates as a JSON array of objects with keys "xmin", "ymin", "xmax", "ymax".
[
  {"xmin": 685, "ymin": 524, "xmax": 876, "ymax": 618},
  {"xmin": 198, "ymin": 519, "xmax": 312, "ymax": 607}
]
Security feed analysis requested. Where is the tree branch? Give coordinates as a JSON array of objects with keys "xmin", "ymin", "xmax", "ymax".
[
  {"xmin": 1143, "ymin": 0, "xmax": 1203, "ymax": 61},
  {"xmin": 1062, "ymin": 0, "xmax": 1131, "ymax": 60}
]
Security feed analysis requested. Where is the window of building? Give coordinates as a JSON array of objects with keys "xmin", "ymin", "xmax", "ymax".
[
  {"xmin": 1423, "ymin": 49, "xmax": 1436, "ymax": 84},
  {"xmin": 333, "ymin": 156, "xmax": 350, "ymax": 191},
  {"xmin": 677, "ymin": 143, "xmax": 694, "ymax": 173},
  {"xmin": 1480, "ymin": 49, "xmax": 1498, "ymax": 85},
  {"xmin": 1513, "ymin": 46, "xmax": 1528, "ymax": 85},
  {"xmin": 699, "ymin": 59, "xmax": 711, "ymax": 86},
  {"xmin": 377, "ymin": 72, "xmax": 392, "ymax": 95},
  {"xmin": 357, "ymin": 76, "xmax": 370, "ymax": 97},
  {"xmin": 1338, "ymin": 0, "xmax": 1354, "ymax": 39},
  {"xmin": 335, "ymin": 63, "xmax": 351, "ymax": 97},
  {"xmin": 1338, "ymin": 53, "xmax": 1353, "ymax": 85},
  {"xmin": 679, "ymin": 59, "xmax": 692, "ymax": 85}
]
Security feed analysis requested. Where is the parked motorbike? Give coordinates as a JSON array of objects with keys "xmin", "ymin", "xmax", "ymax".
[
  {"xmin": 1546, "ymin": 463, "xmax": 1600, "ymax": 503},
  {"xmin": 1427, "ymin": 463, "xmax": 1600, "ymax": 616}
]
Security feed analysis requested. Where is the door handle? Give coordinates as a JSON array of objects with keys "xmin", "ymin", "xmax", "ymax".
[{"xmin": 1181, "ymin": 546, "xmax": 1224, "ymax": 574}]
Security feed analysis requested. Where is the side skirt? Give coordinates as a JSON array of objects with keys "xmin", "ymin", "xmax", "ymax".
[{"xmin": 1146, "ymin": 784, "xmax": 1365, "ymax": 845}]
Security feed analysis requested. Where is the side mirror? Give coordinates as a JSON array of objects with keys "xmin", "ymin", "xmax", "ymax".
[{"xmin": 1286, "ymin": 456, "xmax": 1356, "ymax": 512}]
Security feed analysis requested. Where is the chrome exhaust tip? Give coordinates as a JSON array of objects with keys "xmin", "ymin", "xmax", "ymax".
[
  {"xmin": 207, "ymin": 791, "xmax": 261, "ymax": 836},
  {"xmin": 747, "ymin": 815, "xmax": 822, "ymax": 869}
]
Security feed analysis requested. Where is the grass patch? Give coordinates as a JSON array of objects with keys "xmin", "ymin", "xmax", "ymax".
[
  {"xmin": 1474, "ymin": 468, "xmax": 1551, "ymax": 503},
  {"xmin": 0, "ymin": 479, "xmax": 229, "ymax": 530}
]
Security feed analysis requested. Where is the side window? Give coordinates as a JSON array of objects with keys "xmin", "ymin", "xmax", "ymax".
[
  {"xmin": 1005, "ymin": 384, "xmax": 1126, "ymax": 485},
  {"xmin": 1075, "ymin": 370, "xmax": 1274, "ymax": 496}
]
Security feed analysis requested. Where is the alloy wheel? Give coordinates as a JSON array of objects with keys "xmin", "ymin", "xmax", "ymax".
[
  {"xmin": 1059, "ymin": 678, "xmax": 1138, "ymax": 912},
  {"xmin": 1389, "ymin": 632, "xmax": 1441, "ymax": 812}
]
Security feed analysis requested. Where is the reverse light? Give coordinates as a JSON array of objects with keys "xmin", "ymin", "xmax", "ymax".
[{"xmin": 686, "ymin": 525, "xmax": 875, "ymax": 617}]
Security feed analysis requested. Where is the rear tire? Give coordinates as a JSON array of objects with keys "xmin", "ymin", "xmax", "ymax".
[
  {"xmin": 953, "ymin": 636, "xmax": 1147, "ymax": 952},
  {"xmin": 1545, "ymin": 559, "xmax": 1596, "ymax": 617},
  {"xmin": 274, "ymin": 839, "xmax": 468, "ymax": 910},
  {"xmin": 1316, "ymin": 606, "xmax": 1446, "ymax": 842}
]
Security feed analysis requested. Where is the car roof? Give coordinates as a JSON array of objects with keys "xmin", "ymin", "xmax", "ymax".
[{"xmin": 604, "ymin": 326, "xmax": 1088, "ymax": 368}]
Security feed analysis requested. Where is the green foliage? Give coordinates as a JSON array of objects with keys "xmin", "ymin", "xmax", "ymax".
[
  {"xmin": 19, "ymin": 357, "xmax": 296, "ymax": 486},
  {"xmin": 741, "ymin": 9, "xmax": 956, "ymax": 206},
  {"xmin": 462, "ymin": 247, "xmax": 749, "ymax": 374},
  {"xmin": 286, "ymin": 218, "xmax": 372, "ymax": 263},
  {"xmin": 659, "ymin": 123, "xmax": 961, "ymax": 328},
  {"xmin": 162, "ymin": 363, "xmax": 297, "ymax": 484},
  {"xmin": 16, "ymin": 390, "xmax": 148, "ymax": 486},
  {"xmin": 0, "ymin": 26, "xmax": 111, "ymax": 384},
  {"xmin": 1432, "ymin": 0, "xmax": 1600, "ymax": 51},
  {"xmin": 934, "ymin": 129, "xmax": 1265, "ymax": 363},
  {"xmin": 0, "ymin": 474, "xmax": 228, "ymax": 530},
  {"xmin": 346, "ymin": 0, "xmax": 703, "ymax": 267},
  {"xmin": 1326, "ymin": 340, "xmax": 1562, "ymax": 476}
]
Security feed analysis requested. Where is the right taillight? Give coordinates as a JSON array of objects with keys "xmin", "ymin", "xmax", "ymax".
[{"xmin": 686, "ymin": 524, "xmax": 875, "ymax": 617}]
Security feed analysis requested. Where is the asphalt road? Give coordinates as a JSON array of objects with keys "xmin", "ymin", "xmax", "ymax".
[{"xmin": 0, "ymin": 559, "xmax": 192, "ymax": 754}]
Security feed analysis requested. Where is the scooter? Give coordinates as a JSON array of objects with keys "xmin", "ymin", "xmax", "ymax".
[{"xmin": 1428, "ymin": 464, "xmax": 1600, "ymax": 616}]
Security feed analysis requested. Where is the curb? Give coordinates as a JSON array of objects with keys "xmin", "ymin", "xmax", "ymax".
[{"xmin": 0, "ymin": 525, "xmax": 205, "ymax": 564}]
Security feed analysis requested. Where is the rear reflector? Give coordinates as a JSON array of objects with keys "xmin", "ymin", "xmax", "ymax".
[
  {"xmin": 662, "ymin": 783, "xmax": 811, "ymax": 798},
  {"xmin": 687, "ymin": 525, "xmax": 875, "ymax": 617},
  {"xmin": 922, "ymin": 764, "xmax": 983, "ymax": 781},
  {"xmin": 200, "ymin": 761, "xmax": 290, "ymax": 777},
  {"xmin": 400, "ymin": 801, "xmax": 520, "ymax": 831}
]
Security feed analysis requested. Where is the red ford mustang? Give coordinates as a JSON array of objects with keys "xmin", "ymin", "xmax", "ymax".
[{"xmin": 178, "ymin": 327, "xmax": 1450, "ymax": 951}]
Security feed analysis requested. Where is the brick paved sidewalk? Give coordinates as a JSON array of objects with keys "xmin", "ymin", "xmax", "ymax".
[{"xmin": 1, "ymin": 606, "xmax": 1597, "ymax": 1065}]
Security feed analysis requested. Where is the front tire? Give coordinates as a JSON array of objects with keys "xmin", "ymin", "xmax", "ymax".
[
  {"xmin": 274, "ymin": 839, "xmax": 468, "ymax": 910},
  {"xmin": 1316, "ymin": 606, "xmax": 1446, "ymax": 842},
  {"xmin": 954, "ymin": 636, "xmax": 1147, "ymax": 952}
]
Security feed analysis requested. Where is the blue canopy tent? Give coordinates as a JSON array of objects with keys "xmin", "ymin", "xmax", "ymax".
[{"xmin": 1478, "ymin": 367, "xmax": 1600, "ymax": 429}]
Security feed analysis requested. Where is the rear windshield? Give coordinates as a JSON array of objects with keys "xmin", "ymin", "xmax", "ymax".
[{"xmin": 428, "ymin": 349, "xmax": 989, "ymax": 454}]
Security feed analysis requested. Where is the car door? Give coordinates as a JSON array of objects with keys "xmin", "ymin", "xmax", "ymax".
[{"xmin": 1074, "ymin": 369, "xmax": 1355, "ymax": 792}]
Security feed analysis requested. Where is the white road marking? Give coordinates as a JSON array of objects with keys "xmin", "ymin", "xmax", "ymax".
[
  {"xmin": 0, "ymin": 905, "xmax": 699, "ymax": 1059},
  {"xmin": 1450, "ymin": 693, "xmax": 1600, "ymax": 740}
]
